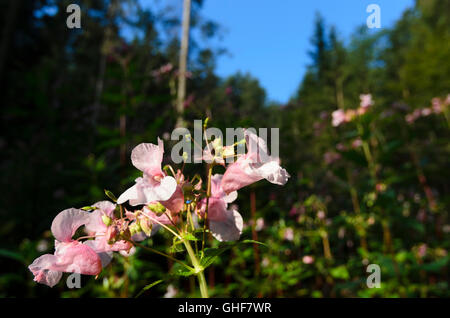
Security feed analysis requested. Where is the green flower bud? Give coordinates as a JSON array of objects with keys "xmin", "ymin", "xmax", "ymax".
[
  {"xmin": 129, "ymin": 223, "xmax": 141, "ymax": 236},
  {"xmin": 102, "ymin": 215, "xmax": 112, "ymax": 226},
  {"xmin": 140, "ymin": 218, "xmax": 152, "ymax": 236},
  {"xmin": 148, "ymin": 202, "xmax": 166, "ymax": 214}
]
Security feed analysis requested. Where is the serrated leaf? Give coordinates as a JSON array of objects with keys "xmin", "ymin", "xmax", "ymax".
[
  {"xmin": 171, "ymin": 263, "xmax": 196, "ymax": 277},
  {"xmin": 183, "ymin": 233, "xmax": 199, "ymax": 241},
  {"xmin": 135, "ymin": 280, "xmax": 163, "ymax": 298}
]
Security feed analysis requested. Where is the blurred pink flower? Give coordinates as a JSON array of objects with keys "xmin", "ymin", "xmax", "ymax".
[
  {"xmin": 183, "ymin": 94, "xmax": 195, "ymax": 108},
  {"xmin": 323, "ymin": 151, "xmax": 341, "ymax": 165},
  {"xmin": 332, "ymin": 109, "xmax": 346, "ymax": 127},
  {"xmin": 302, "ymin": 255, "xmax": 314, "ymax": 264},
  {"xmin": 283, "ymin": 227, "xmax": 294, "ymax": 241},
  {"xmin": 417, "ymin": 243, "xmax": 427, "ymax": 258},
  {"xmin": 336, "ymin": 143, "xmax": 347, "ymax": 151},
  {"xmin": 421, "ymin": 108, "xmax": 432, "ymax": 116},
  {"xmin": 360, "ymin": 94, "xmax": 374, "ymax": 108},
  {"xmin": 352, "ymin": 138, "xmax": 363, "ymax": 148},
  {"xmin": 317, "ymin": 210, "xmax": 326, "ymax": 219},
  {"xmin": 251, "ymin": 217, "xmax": 265, "ymax": 232},
  {"xmin": 344, "ymin": 109, "xmax": 357, "ymax": 122}
]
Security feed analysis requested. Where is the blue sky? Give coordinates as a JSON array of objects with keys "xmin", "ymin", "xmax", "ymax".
[{"xmin": 198, "ymin": 0, "xmax": 414, "ymax": 103}]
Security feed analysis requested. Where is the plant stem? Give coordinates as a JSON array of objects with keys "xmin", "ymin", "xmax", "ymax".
[
  {"xmin": 129, "ymin": 240, "xmax": 193, "ymax": 271},
  {"xmin": 201, "ymin": 164, "xmax": 213, "ymax": 256},
  {"xmin": 183, "ymin": 239, "xmax": 209, "ymax": 298}
]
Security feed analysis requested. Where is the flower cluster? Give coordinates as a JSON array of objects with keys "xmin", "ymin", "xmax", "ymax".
[
  {"xmin": 405, "ymin": 95, "xmax": 449, "ymax": 124},
  {"xmin": 28, "ymin": 128, "xmax": 289, "ymax": 288},
  {"xmin": 331, "ymin": 94, "xmax": 374, "ymax": 127}
]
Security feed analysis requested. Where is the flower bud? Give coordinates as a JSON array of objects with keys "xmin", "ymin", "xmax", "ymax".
[
  {"xmin": 222, "ymin": 145, "xmax": 235, "ymax": 157},
  {"xmin": 148, "ymin": 202, "xmax": 166, "ymax": 214},
  {"xmin": 139, "ymin": 217, "xmax": 152, "ymax": 236},
  {"xmin": 102, "ymin": 215, "xmax": 112, "ymax": 226},
  {"xmin": 129, "ymin": 222, "xmax": 141, "ymax": 236},
  {"xmin": 212, "ymin": 138, "xmax": 223, "ymax": 152}
]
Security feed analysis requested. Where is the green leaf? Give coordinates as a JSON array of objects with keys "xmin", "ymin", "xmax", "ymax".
[
  {"xmin": 183, "ymin": 233, "xmax": 199, "ymax": 241},
  {"xmin": 171, "ymin": 263, "xmax": 197, "ymax": 277},
  {"xmin": 200, "ymin": 246, "xmax": 232, "ymax": 269},
  {"xmin": 0, "ymin": 249, "xmax": 25, "ymax": 263},
  {"xmin": 241, "ymin": 239, "xmax": 268, "ymax": 248},
  {"xmin": 135, "ymin": 280, "xmax": 163, "ymax": 298},
  {"xmin": 104, "ymin": 189, "xmax": 117, "ymax": 202},
  {"xmin": 330, "ymin": 265, "xmax": 350, "ymax": 280}
]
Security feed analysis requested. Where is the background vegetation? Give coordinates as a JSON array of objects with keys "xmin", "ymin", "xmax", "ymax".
[{"xmin": 0, "ymin": 0, "xmax": 448, "ymax": 297}]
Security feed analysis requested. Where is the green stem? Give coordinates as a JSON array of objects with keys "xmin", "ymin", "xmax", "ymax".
[
  {"xmin": 183, "ymin": 239, "xmax": 209, "ymax": 298},
  {"xmin": 129, "ymin": 240, "xmax": 193, "ymax": 271},
  {"xmin": 357, "ymin": 123, "xmax": 376, "ymax": 180},
  {"xmin": 201, "ymin": 164, "xmax": 213, "ymax": 256}
]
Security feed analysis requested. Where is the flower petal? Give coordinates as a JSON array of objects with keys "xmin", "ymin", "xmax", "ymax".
[
  {"xmin": 254, "ymin": 160, "xmax": 290, "ymax": 185},
  {"xmin": 144, "ymin": 176, "xmax": 177, "ymax": 202},
  {"xmin": 160, "ymin": 184, "xmax": 184, "ymax": 213},
  {"xmin": 51, "ymin": 208, "xmax": 90, "ymax": 242},
  {"xmin": 28, "ymin": 254, "xmax": 63, "ymax": 287},
  {"xmin": 131, "ymin": 139, "xmax": 164, "ymax": 172},
  {"xmin": 117, "ymin": 184, "xmax": 146, "ymax": 206},
  {"xmin": 84, "ymin": 240, "xmax": 113, "ymax": 268},
  {"xmin": 221, "ymin": 157, "xmax": 262, "ymax": 194},
  {"xmin": 53, "ymin": 241, "xmax": 102, "ymax": 275},
  {"xmin": 209, "ymin": 209, "xmax": 243, "ymax": 242},
  {"xmin": 85, "ymin": 201, "xmax": 116, "ymax": 235}
]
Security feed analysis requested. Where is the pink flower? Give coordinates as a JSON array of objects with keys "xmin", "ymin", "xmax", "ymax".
[
  {"xmin": 357, "ymin": 106, "xmax": 368, "ymax": 115},
  {"xmin": 421, "ymin": 108, "xmax": 432, "ymax": 116},
  {"xmin": 28, "ymin": 209, "xmax": 102, "ymax": 287},
  {"xmin": 117, "ymin": 139, "xmax": 178, "ymax": 206},
  {"xmin": 336, "ymin": 143, "xmax": 347, "ymax": 151},
  {"xmin": 255, "ymin": 217, "xmax": 265, "ymax": 231},
  {"xmin": 84, "ymin": 201, "xmax": 132, "ymax": 255},
  {"xmin": 283, "ymin": 227, "xmax": 294, "ymax": 241},
  {"xmin": 344, "ymin": 109, "xmax": 356, "ymax": 122},
  {"xmin": 317, "ymin": 210, "xmax": 325, "ymax": 220},
  {"xmin": 352, "ymin": 138, "xmax": 363, "ymax": 148},
  {"xmin": 417, "ymin": 243, "xmax": 427, "ymax": 258},
  {"xmin": 360, "ymin": 94, "xmax": 374, "ymax": 108},
  {"xmin": 199, "ymin": 174, "xmax": 243, "ymax": 241},
  {"xmin": 332, "ymin": 109, "xmax": 346, "ymax": 127},
  {"xmin": 323, "ymin": 151, "xmax": 341, "ymax": 165},
  {"xmin": 151, "ymin": 63, "xmax": 173, "ymax": 78},
  {"xmin": 302, "ymin": 255, "xmax": 314, "ymax": 264},
  {"xmin": 221, "ymin": 130, "xmax": 290, "ymax": 194}
]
